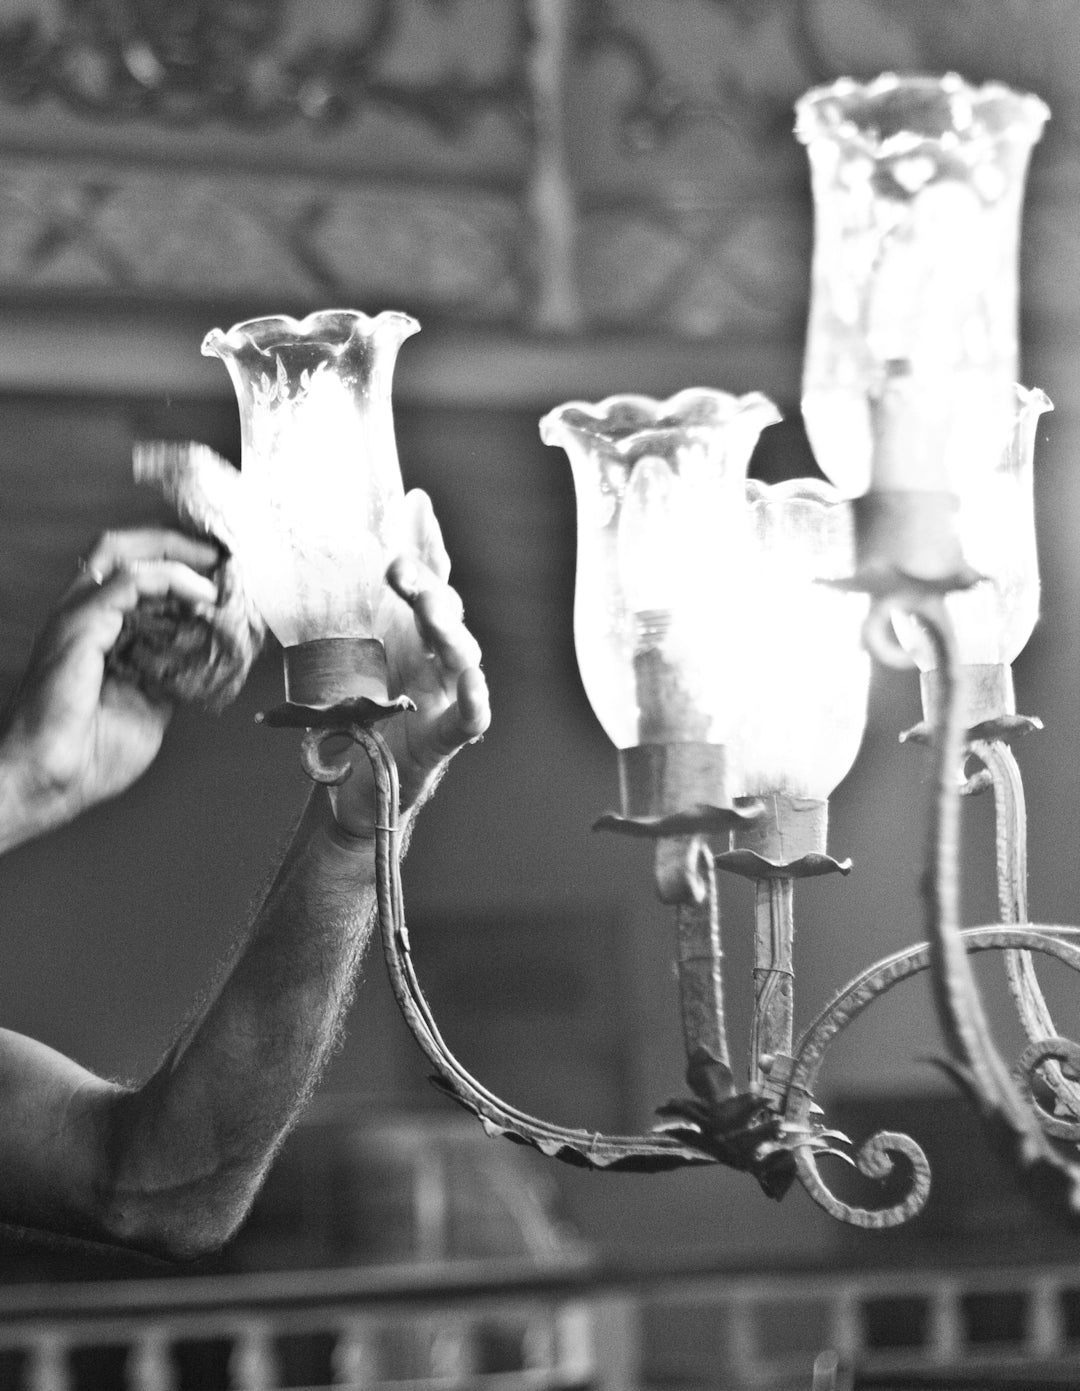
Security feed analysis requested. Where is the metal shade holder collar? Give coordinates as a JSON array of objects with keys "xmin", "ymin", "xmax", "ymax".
[{"xmin": 269, "ymin": 491, "xmax": 1080, "ymax": 1229}]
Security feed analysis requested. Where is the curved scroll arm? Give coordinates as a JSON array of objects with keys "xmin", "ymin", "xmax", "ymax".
[
  {"xmin": 309, "ymin": 723, "xmax": 720, "ymax": 1172},
  {"xmin": 863, "ymin": 596, "xmax": 1080, "ymax": 1214},
  {"xmin": 785, "ymin": 925, "xmax": 1080, "ymax": 1227},
  {"xmin": 967, "ymin": 737, "xmax": 1080, "ymax": 1128}
]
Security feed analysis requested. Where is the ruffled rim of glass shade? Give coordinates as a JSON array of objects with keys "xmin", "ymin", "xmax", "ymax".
[
  {"xmin": 795, "ymin": 72, "xmax": 1049, "ymax": 157},
  {"xmin": 201, "ymin": 308, "xmax": 420, "ymax": 362},
  {"xmin": 539, "ymin": 388, "xmax": 781, "ymax": 450}
]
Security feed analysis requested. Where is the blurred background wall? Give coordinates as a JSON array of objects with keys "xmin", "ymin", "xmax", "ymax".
[{"xmin": 0, "ymin": 0, "xmax": 1080, "ymax": 1276}]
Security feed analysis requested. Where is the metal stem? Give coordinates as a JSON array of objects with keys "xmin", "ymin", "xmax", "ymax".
[
  {"xmin": 968, "ymin": 736, "xmax": 1029, "ymax": 924},
  {"xmin": 972, "ymin": 736, "xmax": 1080, "ymax": 1118},
  {"xmin": 750, "ymin": 877, "xmax": 795, "ymax": 1094},
  {"xmin": 674, "ymin": 844, "xmax": 735, "ymax": 1104}
]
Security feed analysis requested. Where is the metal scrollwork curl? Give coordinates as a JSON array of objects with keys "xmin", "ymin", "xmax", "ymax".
[
  {"xmin": 1014, "ymin": 1036, "xmax": 1080, "ymax": 1141},
  {"xmin": 784, "ymin": 939, "xmax": 939, "ymax": 1228},
  {"xmin": 793, "ymin": 1128, "xmax": 930, "ymax": 1231},
  {"xmin": 784, "ymin": 925, "xmax": 1080, "ymax": 1226}
]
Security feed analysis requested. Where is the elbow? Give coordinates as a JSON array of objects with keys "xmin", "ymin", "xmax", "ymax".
[
  {"xmin": 94, "ymin": 1089, "xmax": 271, "ymax": 1262},
  {"xmin": 97, "ymin": 1175, "xmax": 257, "ymax": 1263}
]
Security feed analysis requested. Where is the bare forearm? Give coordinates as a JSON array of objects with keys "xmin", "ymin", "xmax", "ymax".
[
  {"xmin": 102, "ymin": 789, "xmax": 381, "ymax": 1257},
  {"xmin": 0, "ymin": 508, "xmax": 484, "ymax": 1258}
]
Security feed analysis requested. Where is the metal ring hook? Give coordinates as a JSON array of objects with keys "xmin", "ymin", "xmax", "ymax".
[{"xmin": 300, "ymin": 727, "xmax": 357, "ymax": 786}]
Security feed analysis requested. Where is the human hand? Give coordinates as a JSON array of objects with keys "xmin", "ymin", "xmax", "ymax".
[
  {"xmin": 327, "ymin": 491, "xmax": 490, "ymax": 840},
  {"xmin": 0, "ymin": 529, "xmax": 220, "ymax": 848}
]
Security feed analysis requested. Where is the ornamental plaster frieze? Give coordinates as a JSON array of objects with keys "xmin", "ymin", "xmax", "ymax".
[
  {"xmin": 0, "ymin": 0, "xmax": 1077, "ymax": 399},
  {"xmin": 0, "ymin": 157, "xmax": 523, "ymax": 317}
]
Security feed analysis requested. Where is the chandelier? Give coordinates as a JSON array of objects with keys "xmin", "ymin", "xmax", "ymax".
[{"xmin": 153, "ymin": 72, "xmax": 1080, "ymax": 1231}]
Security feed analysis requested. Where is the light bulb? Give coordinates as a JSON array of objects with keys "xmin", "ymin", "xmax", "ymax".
[{"xmin": 616, "ymin": 454, "xmax": 684, "ymax": 619}]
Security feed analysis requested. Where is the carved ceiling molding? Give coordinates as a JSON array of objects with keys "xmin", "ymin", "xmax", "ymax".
[{"xmin": 0, "ymin": 0, "xmax": 1075, "ymax": 402}]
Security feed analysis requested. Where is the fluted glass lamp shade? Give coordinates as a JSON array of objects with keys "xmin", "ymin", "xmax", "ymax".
[
  {"xmin": 734, "ymin": 480, "xmax": 870, "ymax": 802},
  {"xmin": 202, "ymin": 309, "xmax": 418, "ymax": 715},
  {"xmin": 797, "ymin": 73, "xmax": 1048, "ymax": 504},
  {"xmin": 540, "ymin": 390, "xmax": 780, "ymax": 823}
]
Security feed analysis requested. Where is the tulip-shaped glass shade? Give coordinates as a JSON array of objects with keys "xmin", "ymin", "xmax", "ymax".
[
  {"xmin": 894, "ymin": 384, "xmax": 1050, "ymax": 681},
  {"xmin": 540, "ymin": 390, "xmax": 781, "ymax": 752},
  {"xmin": 203, "ymin": 309, "xmax": 417, "ymax": 648},
  {"xmin": 203, "ymin": 309, "xmax": 418, "ymax": 714},
  {"xmin": 734, "ymin": 480, "xmax": 870, "ymax": 801},
  {"xmin": 797, "ymin": 73, "xmax": 1048, "ymax": 500}
]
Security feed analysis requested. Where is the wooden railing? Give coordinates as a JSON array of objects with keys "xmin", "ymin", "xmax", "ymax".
[
  {"xmin": 0, "ymin": 1257, "xmax": 615, "ymax": 1391},
  {"xmin": 2, "ymin": 1253, "xmax": 1080, "ymax": 1389}
]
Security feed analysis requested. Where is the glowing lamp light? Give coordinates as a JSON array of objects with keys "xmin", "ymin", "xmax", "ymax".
[
  {"xmin": 734, "ymin": 480, "xmax": 870, "ymax": 803},
  {"xmin": 797, "ymin": 74, "xmax": 1048, "ymax": 583},
  {"xmin": 202, "ymin": 308, "xmax": 419, "ymax": 719},
  {"xmin": 540, "ymin": 389, "xmax": 781, "ymax": 825}
]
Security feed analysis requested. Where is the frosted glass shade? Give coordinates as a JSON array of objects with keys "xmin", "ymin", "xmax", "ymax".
[
  {"xmin": 797, "ymin": 73, "xmax": 1048, "ymax": 500},
  {"xmin": 540, "ymin": 390, "xmax": 781, "ymax": 750},
  {"xmin": 733, "ymin": 480, "xmax": 870, "ymax": 800},
  {"xmin": 894, "ymin": 383, "xmax": 1051, "ymax": 670},
  {"xmin": 202, "ymin": 309, "xmax": 418, "ymax": 648}
]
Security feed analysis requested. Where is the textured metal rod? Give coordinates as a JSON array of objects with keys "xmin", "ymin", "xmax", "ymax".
[
  {"xmin": 972, "ymin": 736, "xmax": 1080, "ymax": 1120},
  {"xmin": 750, "ymin": 876, "xmax": 795, "ymax": 1090},
  {"xmin": 982, "ymin": 738, "xmax": 1054, "ymax": 1040},
  {"xmin": 968, "ymin": 736, "xmax": 1029, "ymax": 923},
  {"xmin": 674, "ymin": 844, "xmax": 735, "ymax": 1102}
]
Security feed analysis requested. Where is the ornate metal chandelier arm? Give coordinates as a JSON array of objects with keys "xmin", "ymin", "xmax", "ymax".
[
  {"xmin": 785, "ymin": 926, "xmax": 1080, "ymax": 1227},
  {"xmin": 750, "ymin": 876, "xmax": 795, "ymax": 1095},
  {"xmin": 969, "ymin": 736, "xmax": 1080, "ymax": 1119},
  {"xmin": 889, "ymin": 598, "xmax": 1080, "ymax": 1206},
  {"xmin": 305, "ymin": 724, "xmax": 722, "ymax": 1173}
]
